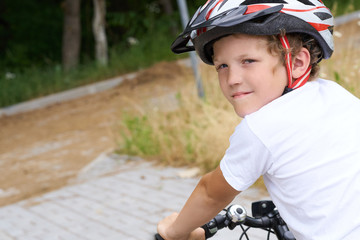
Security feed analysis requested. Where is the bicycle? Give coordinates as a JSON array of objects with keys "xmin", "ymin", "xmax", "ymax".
[{"xmin": 155, "ymin": 200, "xmax": 296, "ymax": 240}]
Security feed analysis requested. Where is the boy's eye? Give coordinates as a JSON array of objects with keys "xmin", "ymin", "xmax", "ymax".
[
  {"xmin": 216, "ymin": 64, "xmax": 228, "ymax": 71},
  {"xmin": 243, "ymin": 59, "xmax": 255, "ymax": 64}
]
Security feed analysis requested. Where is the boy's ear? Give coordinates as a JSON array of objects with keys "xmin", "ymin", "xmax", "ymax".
[{"xmin": 292, "ymin": 47, "xmax": 311, "ymax": 79}]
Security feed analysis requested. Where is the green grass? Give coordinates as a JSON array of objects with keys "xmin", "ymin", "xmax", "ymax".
[{"xmin": 118, "ymin": 115, "xmax": 160, "ymax": 156}]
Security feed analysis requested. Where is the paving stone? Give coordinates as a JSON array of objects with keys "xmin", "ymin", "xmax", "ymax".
[{"xmin": 0, "ymin": 160, "xmax": 272, "ymax": 239}]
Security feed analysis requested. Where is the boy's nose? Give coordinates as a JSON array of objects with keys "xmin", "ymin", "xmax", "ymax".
[{"xmin": 227, "ymin": 68, "xmax": 242, "ymax": 86}]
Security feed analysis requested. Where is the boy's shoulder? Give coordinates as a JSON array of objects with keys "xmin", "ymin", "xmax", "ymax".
[
  {"xmin": 250, "ymin": 78, "xmax": 358, "ymax": 117},
  {"xmin": 244, "ymin": 78, "xmax": 360, "ymax": 138}
]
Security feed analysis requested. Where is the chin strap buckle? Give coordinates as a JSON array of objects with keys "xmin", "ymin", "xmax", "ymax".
[{"xmin": 282, "ymin": 86, "xmax": 293, "ymax": 95}]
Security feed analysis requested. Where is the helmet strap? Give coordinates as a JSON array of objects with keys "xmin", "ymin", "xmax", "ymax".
[{"xmin": 279, "ymin": 35, "xmax": 312, "ymax": 94}]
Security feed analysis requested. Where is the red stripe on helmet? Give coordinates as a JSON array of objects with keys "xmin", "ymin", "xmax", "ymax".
[
  {"xmin": 282, "ymin": 5, "xmax": 327, "ymax": 12},
  {"xmin": 309, "ymin": 22, "xmax": 331, "ymax": 31},
  {"xmin": 205, "ymin": 0, "xmax": 224, "ymax": 20},
  {"xmin": 197, "ymin": 27, "xmax": 207, "ymax": 36},
  {"xmin": 244, "ymin": 4, "xmax": 271, "ymax": 15}
]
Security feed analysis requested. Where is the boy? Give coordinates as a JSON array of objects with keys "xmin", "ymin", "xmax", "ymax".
[{"xmin": 158, "ymin": 0, "xmax": 360, "ymax": 239}]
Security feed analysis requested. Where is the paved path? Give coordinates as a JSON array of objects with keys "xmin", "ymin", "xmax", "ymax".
[{"xmin": 0, "ymin": 159, "xmax": 275, "ymax": 240}]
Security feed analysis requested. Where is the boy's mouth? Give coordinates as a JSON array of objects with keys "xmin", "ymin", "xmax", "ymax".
[{"xmin": 232, "ymin": 91, "xmax": 252, "ymax": 99}]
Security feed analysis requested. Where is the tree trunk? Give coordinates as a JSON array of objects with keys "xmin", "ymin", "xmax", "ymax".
[
  {"xmin": 93, "ymin": 0, "xmax": 108, "ymax": 66},
  {"xmin": 62, "ymin": 0, "xmax": 81, "ymax": 72},
  {"xmin": 159, "ymin": 0, "xmax": 173, "ymax": 15}
]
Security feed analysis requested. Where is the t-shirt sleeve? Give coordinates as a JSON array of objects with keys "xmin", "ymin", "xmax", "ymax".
[{"xmin": 220, "ymin": 119, "xmax": 273, "ymax": 191}]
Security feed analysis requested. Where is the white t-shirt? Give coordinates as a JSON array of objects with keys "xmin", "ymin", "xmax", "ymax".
[{"xmin": 220, "ymin": 79, "xmax": 360, "ymax": 240}]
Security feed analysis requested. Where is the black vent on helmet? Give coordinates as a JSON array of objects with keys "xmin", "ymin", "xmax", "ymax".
[
  {"xmin": 240, "ymin": 0, "xmax": 287, "ymax": 5},
  {"xmin": 314, "ymin": 12, "xmax": 332, "ymax": 20},
  {"xmin": 297, "ymin": 0, "xmax": 316, "ymax": 6}
]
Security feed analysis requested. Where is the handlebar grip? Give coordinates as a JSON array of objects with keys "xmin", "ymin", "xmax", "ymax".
[
  {"xmin": 154, "ymin": 233, "xmax": 164, "ymax": 240},
  {"xmin": 202, "ymin": 214, "xmax": 228, "ymax": 239},
  {"xmin": 202, "ymin": 220, "xmax": 217, "ymax": 239}
]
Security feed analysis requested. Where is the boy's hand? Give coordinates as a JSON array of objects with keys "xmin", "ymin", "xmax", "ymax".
[{"xmin": 157, "ymin": 212, "xmax": 205, "ymax": 240}]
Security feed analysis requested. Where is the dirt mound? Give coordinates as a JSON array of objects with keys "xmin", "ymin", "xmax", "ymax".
[
  {"xmin": 0, "ymin": 61, "xmax": 192, "ymax": 207},
  {"xmin": 129, "ymin": 61, "xmax": 186, "ymax": 86}
]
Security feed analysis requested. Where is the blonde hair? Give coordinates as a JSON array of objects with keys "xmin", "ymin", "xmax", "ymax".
[{"xmin": 266, "ymin": 33, "xmax": 322, "ymax": 80}]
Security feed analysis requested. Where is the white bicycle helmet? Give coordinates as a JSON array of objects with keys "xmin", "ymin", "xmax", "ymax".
[
  {"xmin": 172, "ymin": 0, "xmax": 334, "ymax": 64},
  {"xmin": 171, "ymin": 0, "xmax": 334, "ymax": 92}
]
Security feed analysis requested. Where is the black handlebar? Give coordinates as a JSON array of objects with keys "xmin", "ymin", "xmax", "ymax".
[{"xmin": 155, "ymin": 201, "xmax": 296, "ymax": 240}]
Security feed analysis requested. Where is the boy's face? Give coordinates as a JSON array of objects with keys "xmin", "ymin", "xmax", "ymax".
[{"xmin": 213, "ymin": 34, "xmax": 287, "ymax": 118}]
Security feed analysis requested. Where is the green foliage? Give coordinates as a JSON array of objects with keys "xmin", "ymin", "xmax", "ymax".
[
  {"xmin": 118, "ymin": 115, "xmax": 160, "ymax": 156},
  {"xmin": 107, "ymin": 11, "xmax": 140, "ymax": 38},
  {"xmin": 1, "ymin": 0, "xmax": 63, "ymax": 69},
  {"xmin": 325, "ymin": 0, "xmax": 360, "ymax": 16},
  {"xmin": 0, "ymin": 13, "xmax": 181, "ymax": 107}
]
